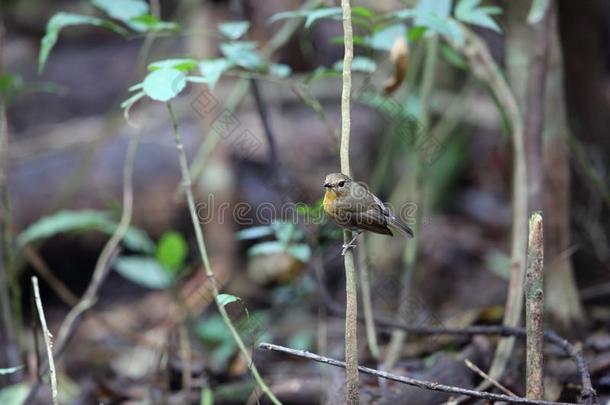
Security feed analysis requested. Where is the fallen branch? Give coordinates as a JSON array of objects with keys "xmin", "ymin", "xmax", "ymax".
[{"xmin": 258, "ymin": 342, "xmax": 579, "ymax": 405}]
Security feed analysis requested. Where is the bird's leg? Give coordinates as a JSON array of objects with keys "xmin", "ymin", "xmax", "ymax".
[{"xmin": 341, "ymin": 232, "xmax": 360, "ymax": 256}]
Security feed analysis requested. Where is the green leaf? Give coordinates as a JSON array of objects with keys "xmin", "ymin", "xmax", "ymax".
[
  {"xmin": 235, "ymin": 225, "xmax": 274, "ymax": 240},
  {"xmin": 217, "ymin": 293, "xmax": 241, "ymax": 307},
  {"xmin": 287, "ymin": 331, "xmax": 313, "ymax": 351},
  {"xmin": 143, "ymin": 68, "xmax": 187, "ymax": 102},
  {"xmin": 0, "ymin": 383, "xmax": 29, "ymax": 405},
  {"xmin": 196, "ymin": 315, "xmax": 231, "ymax": 343},
  {"xmin": 286, "ymin": 244, "xmax": 311, "ymax": 262},
  {"xmin": 408, "ymin": 26, "xmax": 428, "ymax": 42},
  {"xmin": 333, "ymin": 56, "xmax": 377, "ymax": 73},
  {"xmin": 17, "ymin": 210, "xmax": 155, "ymax": 253},
  {"xmin": 247, "ymin": 241, "xmax": 285, "ymax": 256},
  {"xmin": 351, "ymin": 6, "xmax": 373, "ymax": 19},
  {"xmin": 305, "ymin": 7, "xmax": 342, "ymax": 28},
  {"xmin": 527, "ymin": 0, "xmax": 549, "ymax": 24},
  {"xmin": 0, "ymin": 365, "xmax": 23, "ymax": 375},
  {"xmin": 114, "ymin": 256, "xmax": 173, "ymax": 288},
  {"xmin": 220, "ymin": 42, "xmax": 263, "ymax": 70},
  {"xmin": 268, "ymin": 63, "xmax": 292, "ymax": 78},
  {"xmin": 365, "ymin": 24, "xmax": 407, "ymax": 51},
  {"xmin": 91, "ymin": 0, "xmax": 149, "ymax": 21},
  {"xmin": 155, "ymin": 231, "xmax": 188, "ymax": 274},
  {"xmin": 187, "ymin": 76, "xmax": 209, "ymax": 84},
  {"xmin": 306, "ymin": 66, "xmax": 341, "ymax": 83},
  {"xmin": 129, "ymin": 14, "xmax": 179, "ymax": 32},
  {"xmin": 441, "ymin": 44, "xmax": 466, "ymax": 69},
  {"xmin": 218, "ymin": 21, "xmax": 251, "ymax": 40},
  {"xmin": 268, "ymin": 7, "xmax": 342, "ymax": 28},
  {"xmin": 199, "ymin": 58, "xmax": 234, "ymax": 90},
  {"xmin": 39, "ymin": 12, "xmax": 128, "ymax": 74},
  {"xmin": 148, "ymin": 58, "xmax": 198, "ymax": 72},
  {"xmin": 0, "ymin": 73, "xmax": 24, "ymax": 103},
  {"xmin": 455, "ymin": 0, "xmax": 502, "ymax": 32},
  {"xmin": 416, "ymin": 0, "xmax": 452, "ymax": 20}
]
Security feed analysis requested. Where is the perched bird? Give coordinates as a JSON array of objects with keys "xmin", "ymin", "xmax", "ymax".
[{"xmin": 323, "ymin": 173, "xmax": 414, "ymax": 255}]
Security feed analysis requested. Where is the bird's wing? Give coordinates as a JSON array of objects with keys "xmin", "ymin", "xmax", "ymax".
[
  {"xmin": 369, "ymin": 192, "xmax": 414, "ymax": 238},
  {"xmin": 351, "ymin": 208, "xmax": 393, "ymax": 236}
]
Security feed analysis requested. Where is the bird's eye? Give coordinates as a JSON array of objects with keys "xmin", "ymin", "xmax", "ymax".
[{"xmin": 338, "ymin": 181, "xmax": 345, "ymax": 187}]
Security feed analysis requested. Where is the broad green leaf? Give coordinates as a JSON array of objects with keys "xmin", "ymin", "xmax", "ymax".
[
  {"xmin": 0, "ymin": 383, "xmax": 29, "ymax": 405},
  {"xmin": 0, "ymin": 73, "xmax": 24, "ymax": 103},
  {"xmin": 235, "ymin": 225, "xmax": 274, "ymax": 240},
  {"xmin": 155, "ymin": 231, "xmax": 188, "ymax": 274},
  {"xmin": 196, "ymin": 315, "xmax": 231, "ymax": 343},
  {"xmin": 408, "ymin": 26, "xmax": 428, "ymax": 42},
  {"xmin": 39, "ymin": 12, "xmax": 128, "ymax": 74},
  {"xmin": 286, "ymin": 243, "xmax": 311, "ymax": 262},
  {"xmin": 306, "ymin": 66, "xmax": 341, "ymax": 83},
  {"xmin": 365, "ymin": 24, "xmax": 407, "ymax": 51},
  {"xmin": 220, "ymin": 42, "xmax": 263, "ymax": 70},
  {"xmin": 0, "ymin": 365, "xmax": 23, "ymax": 375},
  {"xmin": 273, "ymin": 222, "xmax": 300, "ymax": 244},
  {"xmin": 527, "ymin": 0, "xmax": 549, "ymax": 24},
  {"xmin": 91, "ymin": 0, "xmax": 149, "ymax": 21},
  {"xmin": 143, "ymin": 68, "xmax": 187, "ymax": 102},
  {"xmin": 247, "ymin": 241, "xmax": 284, "ymax": 256},
  {"xmin": 455, "ymin": 0, "xmax": 502, "ymax": 32},
  {"xmin": 218, "ymin": 21, "xmax": 250, "ymax": 40},
  {"xmin": 416, "ymin": 0, "xmax": 452, "ymax": 21},
  {"xmin": 199, "ymin": 58, "xmax": 234, "ymax": 90},
  {"xmin": 217, "ymin": 293, "xmax": 241, "ymax": 307},
  {"xmin": 268, "ymin": 63, "xmax": 292, "ymax": 78},
  {"xmin": 17, "ymin": 210, "xmax": 155, "ymax": 253},
  {"xmin": 333, "ymin": 56, "xmax": 377, "ymax": 73},
  {"xmin": 114, "ymin": 256, "xmax": 173, "ymax": 288},
  {"xmin": 148, "ymin": 58, "xmax": 198, "ymax": 72},
  {"xmin": 129, "ymin": 14, "xmax": 179, "ymax": 32}
]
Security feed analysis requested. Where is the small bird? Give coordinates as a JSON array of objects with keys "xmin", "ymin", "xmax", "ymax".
[{"xmin": 323, "ymin": 173, "xmax": 414, "ymax": 255}]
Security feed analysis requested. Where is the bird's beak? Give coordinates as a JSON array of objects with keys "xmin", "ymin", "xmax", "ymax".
[{"xmin": 323, "ymin": 182, "xmax": 332, "ymax": 188}]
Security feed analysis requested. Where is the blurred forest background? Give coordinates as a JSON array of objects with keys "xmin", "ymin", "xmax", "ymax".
[{"xmin": 0, "ymin": 0, "xmax": 609, "ymax": 404}]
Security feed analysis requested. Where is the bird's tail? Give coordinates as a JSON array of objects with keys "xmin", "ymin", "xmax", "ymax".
[{"xmin": 390, "ymin": 216, "xmax": 414, "ymax": 238}]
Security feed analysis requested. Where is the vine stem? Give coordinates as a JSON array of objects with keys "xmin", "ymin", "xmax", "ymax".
[
  {"xmin": 165, "ymin": 102, "xmax": 280, "ymax": 405},
  {"xmin": 339, "ymin": 0, "xmax": 359, "ymax": 403}
]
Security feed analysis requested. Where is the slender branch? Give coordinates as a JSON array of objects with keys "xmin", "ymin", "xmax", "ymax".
[
  {"xmin": 25, "ymin": 130, "xmax": 140, "ymax": 403},
  {"xmin": 357, "ymin": 235, "xmax": 379, "ymax": 359},
  {"xmin": 464, "ymin": 358, "xmax": 517, "ymax": 398},
  {"xmin": 258, "ymin": 343, "xmax": 579, "ymax": 405},
  {"xmin": 31, "ymin": 276, "xmax": 58, "ymax": 405},
  {"xmin": 166, "ymin": 102, "xmax": 280, "ymax": 405},
  {"xmin": 321, "ymin": 292, "xmax": 596, "ymax": 403},
  {"xmin": 339, "ymin": 0, "xmax": 358, "ymax": 403},
  {"xmin": 526, "ymin": 211, "xmax": 544, "ymax": 399},
  {"xmin": 446, "ymin": 24, "xmax": 527, "ymax": 388}
]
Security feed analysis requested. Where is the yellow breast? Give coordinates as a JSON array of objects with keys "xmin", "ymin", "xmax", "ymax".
[{"xmin": 323, "ymin": 190, "xmax": 337, "ymax": 214}]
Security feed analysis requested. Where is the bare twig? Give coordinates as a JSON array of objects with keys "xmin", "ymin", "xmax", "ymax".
[
  {"xmin": 464, "ymin": 358, "xmax": 517, "ymax": 397},
  {"xmin": 31, "ymin": 276, "xmax": 58, "ymax": 405},
  {"xmin": 166, "ymin": 103, "xmax": 280, "ymax": 405},
  {"xmin": 258, "ymin": 343, "xmax": 579, "ymax": 405},
  {"xmin": 526, "ymin": 211, "xmax": 544, "ymax": 399},
  {"xmin": 321, "ymin": 296, "xmax": 596, "ymax": 403}
]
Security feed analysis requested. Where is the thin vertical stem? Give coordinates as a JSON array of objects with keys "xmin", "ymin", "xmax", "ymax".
[
  {"xmin": 526, "ymin": 211, "xmax": 544, "ymax": 399},
  {"xmin": 166, "ymin": 103, "xmax": 281, "ymax": 405},
  {"xmin": 339, "ymin": 0, "xmax": 358, "ymax": 403},
  {"xmin": 358, "ymin": 235, "xmax": 379, "ymax": 359},
  {"xmin": 31, "ymin": 276, "xmax": 58, "ymax": 405}
]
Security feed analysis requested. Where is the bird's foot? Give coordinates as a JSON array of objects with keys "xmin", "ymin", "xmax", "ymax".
[{"xmin": 341, "ymin": 242, "xmax": 357, "ymax": 256}]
